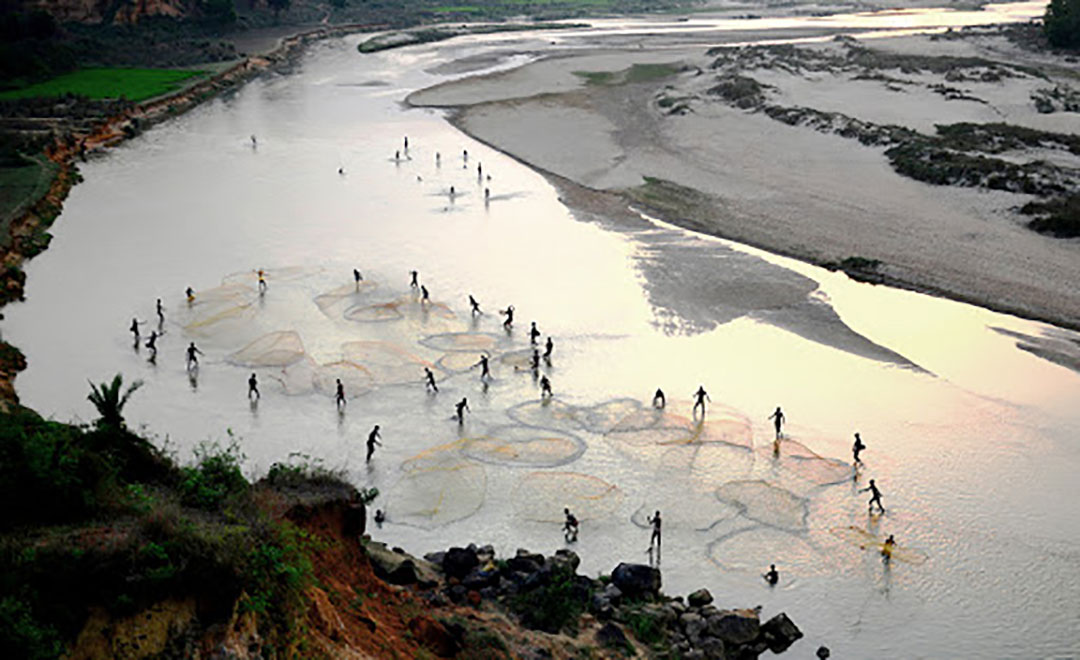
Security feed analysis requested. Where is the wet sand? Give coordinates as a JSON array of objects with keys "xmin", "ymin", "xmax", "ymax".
[{"xmin": 408, "ymin": 26, "xmax": 1080, "ymax": 331}]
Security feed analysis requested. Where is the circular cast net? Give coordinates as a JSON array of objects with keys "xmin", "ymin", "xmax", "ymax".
[
  {"xmin": 268, "ymin": 357, "xmax": 318, "ymax": 395},
  {"xmin": 761, "ymin": 438, "xmax": 852, "ymax": 487},
  {"xmin": 828, "ymin": 526, "xmax": 927, "ymax": 565},
  {"xmin": 341, "ymin": 341, "xmax": 434, "ymax": 386},
  {"xmin": 715, "ymin": 480, "xmax": 809, "ymax": 532},
  {"xmin": 506, "ymin": 399, "xmax": 582, "ymax": 430},
  {"xmin": 657, "ymin": 443, "xmax": 755, "ymax": 486},
  {"xmin": 578, "ymin": 398, "xmax": 644, "ymax": 434},
  {"xmin": 437, "ymin": 352, "xmax": 488, "ymax": 374},
  {"xmin": 630, "ymin": 495, "xmax": 740, "ymax": 532},
  {"xmin": 344, "ymin": 301, "xmax": 405, "ymax": 322},
  {"xmin": 226, "ymin": 331, "xmax": 306, "ymax": 368},
  {"xmin": 419, "ymin": 332, "xmax": 500, "ymax": 353},
  {"xmin": 708, "ymin": 526, "xmax": 827, "ymax": 575},
  {"xmin": 223, "ymin": 266, "xmax": 324, "ymax": 286},
  {"xmin": 499, "ymin": 348, "xmax": 537, "ymax": 369},
  {"xmin": 177, "ymin": 283, "xmax": 258, "ymax": 339},
  {"xmin": 512, "ymin": 471, "xmax": 623, "ymax": 522},
  {"xmin": 604, "ymin": 409, "xmax": 694, "ymax": 447},
  {"xmin": 345, "ymin": 295, "xmax": 455, "ymax": 324},
  {"xmin": 386, "ymin": 463, "xmax": 487, "ymax": 529},
  {"xmin": 462, "ymin": 426, "xmax": 586, "ymax": 468},
  {"xmin": 314, "ymin": 282, "xmax": 379, "ymax": 318},
  {"xmin": 313, "ymin": 360, "xmax": 376, "ymax": 398}
]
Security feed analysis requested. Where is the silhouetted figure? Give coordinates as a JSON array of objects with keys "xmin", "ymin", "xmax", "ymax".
[
  {"xmin": 425, "ymin": 367, "xmax": 438, "ymax": 393},
  {"xmin": 477, "ymin": 162, "xmax": 482, "ymax": 180},
  {"xmin": 501, "ymin": 305, "xmax": 514, "ymax": 330},
  {"xmin": 764, "ymin": 564, "xmax": 779, "ymax": 586},
  {"xmin": 366, "ymin": 425, "xmax": 382, "ymax": 462},
  {"xmin": 816, "ymin": 646, "xmax": 831, "ymax": 659},
  {"xmin": 145, "ymin": 331, "xmax": 159, "ymax": 360},
  {"xmin": 543, "ymin": 337, "xmax": 554, "ymax": 361},
  {"xmin": 156, "ymin": 298, "xmax": 164, "ymax": 325},
  {"xmin": 410, "ymin": 270, "xmax": 419, "ymax": 288},
  {"xmin": 652, "ymin": 388, "xmax": 666, "ymax": 409},
  {"xmin": 251, "ymin": 135, "xmax": 257, "ymax": 148},
  {"xmin": 354, "ymin": 269, "xmax": 362, "ymax": 288},
  {"xmin": 693, "ymin": 386, "xmax": 710, "ymax": 417},
  {"xmin": 530, "ymin": 349, "xmax": 540, "ymax": 372},
  {"xmin": 563, "ymin": 508, "xmax": 579, "ymax": 542},
  {"xmin": 186, "ymin": 342, "xmax": 203, "ymax": 370},
  {"xmin": 338, "ymin": 167, "xmax": 345, "ymax": 175},
  {"xmin": 881, "ymin": 534, "xmax": 896, "ymax": 561},
  {"xmin": 648, "ymin": 510, "xmax": 662, "ymax": 551},
  {"xmin": 335, "ymin": 378, "xmax": 346, "ymax": 410},
  {"xmin": 463, "ymin": 149, "xmax": 468, "ymax": 162},
  {"xmin": 404, "ymin": 135, "xmax": 408, "ymax": 151},
  {"xmin": 257, "ymin": 269, "xmax": 267, "ymax": 294},
  {"xmin": 540, "ymin": 375, "xmax": 553, "ymax": 398},
  {"xmin": 130, "ymin": 318, "xmax": 145, "ymax": 342},
  {"xmin": 529, "ymin": 321, "xmax": 540, "ymax": 345},
  {"xmin": 248, "ymin": 373, "xmax": 260, "ymax": 400},
  {"xmin": 455, "ymin": 397, "xmax": 470, "ymax": 424},
  {"xmin": 475, "ymin": 354, "xmax": 491, "ymax": 380},
  {"xmin": 435, "ymin": 152, "xmax": 441, "ymax": 165},
  {"xmin": 374, "ymin": 509, "xmax": 386, "ymax": 526},
  {"xmin": 768, "ymin": 406, "xmax": 785, "ymax": 439},
  {"xmin": 853, "ymin": 432, "xmax": 866, "ymax": 464},
  {"xmin": 861, "ymin": 479, "xmax": 885, "ymax": 514},
  {"xmin": 484, "ymin": 187, "xmax": 490, "ymax": 202},
  {"xmin": 186, "ymin": 287, "xmax": 195, "ymax": 304},
  {"xmin": 469, "ymin": 295, "xmax": 481, "ymax": 315},
  {"xmin": 420, "ymin": 285, "xmax": 430, "ymax": 303},
  {"xmin": 395, "ymin": 150, "xmax": 400, "ymax": 161}
]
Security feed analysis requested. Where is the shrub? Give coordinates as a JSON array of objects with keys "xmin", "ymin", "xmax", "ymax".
[
  {"xmin": 1044, "ymin": 0, "xmax": 1080, "ymax": 49},
  {"xmin": 178, "ymin": 440, "xmax": 248, "ymax": 510},
  {"xmin": 510, "ymin": 566, "xmax": 592, "ymax": 634},
  {"xmin": 0, "ymin": 596, "xmax": 63, "ymax": 660}
]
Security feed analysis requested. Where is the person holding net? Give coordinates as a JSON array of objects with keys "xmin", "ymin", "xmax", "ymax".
[
  {"xmin": 501, "ymin": 305, "xmax": 514, "ymax": 330},
  {"xmin": 648, "ymin": 510, "xmax": 662, "ymax": 553},
  {"xmin": 474, "ymin": 354, "xmax": 491, "ymax": 381},
  {"xmin": 455, "ymin": 397, "xmax": 470, "ymax": 424},
  {"xmin": 563, "ymin": 508, "xmax": 579, "ymax": 543},
  {"xmin": 860, "ymin": 479, "xmax": 885, "ymax": 514},
  {"xmin": 529, "ymin": 322, "xmax": 541, "ymax": 345},
  {"xmin": 692, "ymin": 386, "xmax": 710, "ymax": 418},
  {"xmin": 768, "ymin": 406, "xmax": 786, "ymax": 440},
  {"xmin": 186, "ymin": 342, "xmax": 203, "ymax": 371},
  {"xmin": 540, "ymin": 375, "xmax": 553, "ymax": 399},
  {"xmin": 469, "ymin": 295, "xmax": 482, "ymax": 316},
  {"xmin": 366, "ymin": 425, "xmax": 382, "ymax": 463},
  {"xmin": 853, "ymin": 432, "xmax": 866, "ymax": 464},
  {"xmin": 652, "ymin": 388, "xmax": 666, "ymax": 409},
  {"xmin": 335, "ymin": 378, "xmax": 347, "ymax": 411},
  {"xmin": 424, "ymin": 367, "xmax": 439, "ymax": 393}
]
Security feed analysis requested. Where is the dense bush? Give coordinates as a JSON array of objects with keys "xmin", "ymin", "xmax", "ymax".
[
  {"xmin": 510, "ymin": 565, "xmax": 592, "ymax": 633},
  {"xmin": 1044, "ymin": 0, "xmax": 1080, "ymax": 49},
  {"xmin": 178, "ymin": 440, "xmax": 249, "ymax": 510}
]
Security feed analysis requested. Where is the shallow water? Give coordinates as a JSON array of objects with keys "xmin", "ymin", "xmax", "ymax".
[{"xmin": 6, "ymin": 4, "xmax": 1080, "ymax": 657}]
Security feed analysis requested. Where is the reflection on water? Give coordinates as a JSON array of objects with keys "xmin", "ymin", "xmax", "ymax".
[{"xmin": 4, "ymin": 6, "xmax": 1080, "ymax": 657}]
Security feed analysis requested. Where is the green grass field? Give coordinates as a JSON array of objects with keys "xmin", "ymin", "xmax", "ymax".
[
  {"xmin": 0, "ymin": 68, "xmax": 206, "ymax": 102},
  {"xmin": 0, "ymin": 156, "xmax": 59, "ymax": 248}
]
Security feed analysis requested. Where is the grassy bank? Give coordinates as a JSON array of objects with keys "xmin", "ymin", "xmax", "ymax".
[
  {"xmin": 0, "ymin": 68, "xmax": 207, "ymax": 103},
  {"xmin": 0, "ymin": 155, "xmax": 57, "ymax": 235}
]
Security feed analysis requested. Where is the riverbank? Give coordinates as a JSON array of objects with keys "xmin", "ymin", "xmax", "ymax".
[{"xmin": 409, "ymin": 21, "xmax": 1080, "ymax": 331}]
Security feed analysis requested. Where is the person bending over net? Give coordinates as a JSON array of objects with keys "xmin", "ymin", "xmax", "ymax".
[
  {"xmin": 455, "ymin": 397, "xmax": 470, "ymax": 424},
  {"xmin": 334, "ymin": 379, "xmax": 347, "ymax": 410},
  {"xmin": 853, "ymin": 432, "xmax": 866, "ymax": 464},
  {"xmin": 540, "ymin": 375, "xmax": 553, "ymax": 399},
  {"xmin": 763, "ymin": 564, "xmax": 779, "ymax": 586},
  {"xmin": 563, "ymin": 508, "xmax": 579, "ymax": 543},
  {"xmin": 693, "ymin": 386, "xmax": 710, "ymax": 417},
  {"xmin": 475, "ymin": 354, "xmax": 491, "ymax": 380},
  {"xmin": 529, "ymin": 321, "xmax": 541, "ymax": 346},
  {"xmin": 501, "ymin": 305, "xmax": 514, "ymax": 330},
  {"xmin": 469, "ymin": 295, "xmax": 481, "ymax": 316},
  {"xmin": 366, "ymin": 425, "xmax": 382, "ymax": 463},
  {"xmin": 652, "ymin": 388, "xmax": 666, "ymax": 409},
  {"xmin": 425, "ymin": 367, "xmax": 438, "ymax": 393},
  {"xmin": 186, "ymin": 342, "xmax": 203, "ymax": 370},
  {"xmin": 860, "ymin": 479, "xmax": 885, "ymax": 514},
  {"xmin": 768, "ymin": 406, "xmax": 785, "ymax": 439}
]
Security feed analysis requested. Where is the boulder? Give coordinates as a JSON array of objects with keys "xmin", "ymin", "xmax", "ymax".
[
  {"xmin": 462, "ymin": 568, "xmax": 498, "ymax": 591},
  {"xmin": 443, "ymin": 546, "xmax": 479, "ymax": 579},
  {"xmin": 680, "ymin": 612, "xmax": 707, "ymax": 642},
  {"xmin": 698, "ymin": 637, "xmax": 726, "ymax": 660},
  {"xmin": 706, "ymin": 608, "xmax": 760, "ymax": 645},
  {"xmin": 687, "ymin": 588, "xmax": 713, "ymax": 608},
  {"xmin": 601, "ymin": 583, "xmax": 623, "ymax": 605},
  {"xmin": 408, "ymin": 616, "xmax": 460, "ymax": 657},
  {"xmin": 611, "ymin": 563, "xmax": 661, "ymax": 598},
  {"xmin": 385, "ymin": 559, "xmax": 419, "ymax": 586},
  {"xmin": 509, "ymin": 549, "xmax": 545, "ymax": 574},
  {"xmin": 760, "ymin": 612, "xmax": 803, "ymax": 653},
  {"xmin": 343, "ymin": 500, "xmax": 366, "ymax": 536},
  {"xmin": 596, "ymin": 622, "xmax": 630, "ymax": 651},
  {"xmin": 424, "ymin": 550, "xmax": 446, "ymax": 566},
  {"xmin": 551, "ymin": 549, "xmax": 581, "ymax": 572}
]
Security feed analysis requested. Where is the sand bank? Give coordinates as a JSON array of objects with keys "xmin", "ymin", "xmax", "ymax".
[{"xmin": 409, "ymin": 28, "xmax": 1080, "ymax": 330}]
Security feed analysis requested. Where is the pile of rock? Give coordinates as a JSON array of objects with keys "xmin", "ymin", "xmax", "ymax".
[{"xmin": 366, "ymin": 541, "xmax": 803, "ymax": 659}]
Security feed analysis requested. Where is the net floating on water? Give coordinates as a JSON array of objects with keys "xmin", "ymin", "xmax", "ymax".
[
  {"xmin": 715, "ymin": 480, "xmax": 809, "ymax": 531},
  {"xmin": 437, "ymin": 351, "xmax": 488, "ymax": 374},
  {"xmin": 341, "ymin": 341, "xmax": 434, "ymax": 386},
  {"xmin": 506, "ymin": 399, "xmax": 582, "ymax": 430},
  {"xmin": 227, "ymin": 330, "xmax": 306, "ymax": 368},
  {"xmin": 387, "ymin": 463, "xmax": 487, "ymax": 529},
  {"xmin": 708, "ymin": 526, "xmax": 826, "ymax": 574},
  {"xmin": 631, "ymin": 495, "xmax": 740, "ymax": 532},
  {"xmin": 419, "ymin": 332, "xmax": 500, "ymax": 353},
  {"xmin": 761, "ymin": 438, "xmax": 853, "ymax": 488},
  {"xmin": 314, "ymin": 281, "xmax": 379, "ymax": 318},
  {"xmin": 829, "ymin": 526, "xmax": 928, "ymax": 564},
  {"xmin": 178, "ymin": 283, "xmax": 258, "ymax": 339},
  {"xmin": 512, "ymin": 471, "xmax": 623, "ymax": 522},
  {"xmin": 313, "ymin": 360, "xmax": 376, "ymax": 397},
  {"xmin": 462, "ymin": 425, "xmax": 586, "ymax": 468},
  {"xmin": 344, "ymin": 295, "xmax": 455, "ymax": 324}
]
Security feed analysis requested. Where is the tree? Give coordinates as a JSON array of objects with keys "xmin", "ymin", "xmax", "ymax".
[
  {"xmin": 1044, "ymin": 0, "xmax": 1080, "ymax": 48},
  {"xmin": 87, "ymin": 373, "xmax": 143, "ymax": 429},
  {"xmin": 267, "ymin": 0, "xmax": 290, "ymax": 21}
]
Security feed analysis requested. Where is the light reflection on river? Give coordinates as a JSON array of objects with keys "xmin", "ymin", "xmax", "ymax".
[{"xmin": 5, "ymin": 4, "xmax": 1080, "ymax": 657}]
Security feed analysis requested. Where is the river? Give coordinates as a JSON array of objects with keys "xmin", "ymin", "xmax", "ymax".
[{"xmin": 6, "ymin": 2, "xmax": 1080, "ymax": 656}]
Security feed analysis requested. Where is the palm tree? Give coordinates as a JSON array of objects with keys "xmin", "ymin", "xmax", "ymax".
[{"xmin": 88, "ymin": 374, "xmax": 143, "ymax": 429}]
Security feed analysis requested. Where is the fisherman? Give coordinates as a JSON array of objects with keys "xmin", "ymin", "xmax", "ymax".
[
  {"xmin": 186, "ymin": 342, "xmax": 203, "ymax": 370},
  {"xmin": 435, "ymin": 152, "xmax": 441, "ymax": 165},
  {"xmin": 338, "ymin": 167, "xmax": 345, "ymax": 175},
  {"xmin": 530, "ymin": 349, "xmax": 541, "ymax": 372},
  {"xmin": 501, "ymin": 305, "xmax": 514, "ymax": 330},
  {"xmin": 463, "ymin": 148, "xmax": 468, "ymax": 162},
  {"xmin": 692, "ymin": 386, "xmax": 710, "ymax": 417},
  {"xmin": 484, "ymin": 187, "xmax": 490, "ymax": 202},
  {"xmin": 354, "ymin": 269, "xmax": 363, "ymax": 287},
  {"xmin": 540, "ymin": 375, "xmax": 553, "ymax": 398},
  {"xmin": 248, "ymin": 373, "xmax": 259, "ymax": 400},
  {"xmin": 469, "ymin": 295, "xmax": 481, "ymax": 315},
  {"xmin": 529, "ymin": 321, "xmax": 541, "ymax": 345},
  {"xmin": 404, "ymin": 135, "xmax": 409, "ymax": 151},
  {"xmin": 257, "ymin": 269, "xmax": 267, "ymax": 293},
  {"xmin": 366, "ymin": 425, "xmax": 382, "ymax": 462},
  {"xmin": 543, "ymin": 337, "xmax": 554, "ymax": 361},
  {"xmin": 145, "ymin": 331, "xmax": 159, "ymax": 360},
  {"xmin": 563, "ymin": 508, "xmax": 579, "ymax": 542},
  {"xmin": 156, "ymin": 298, "xmax": 164, "ymax": 325},
  {"xmin": 186, "ymin": 287, "xmax": 195, "ymax": 303},
  {"xmin": 130, "ymin": 317, "xmax": 145, "ymax": 342},
  {"xmin": 395, "ymin": 150, "xmax": 400, "ymax": 161},
  {"xmin": 455, "ymin": 397, "xmax": 470, "ymax": 424},
  {"xmin": 652, "ymin": 388, "xmax": 666, "ymax": 409},
  {"xmin": 860, "ymin": 479, "xmax": 885, "ymax": 514},
  {"xmin": 477, "ymin": 162, "xmax": 482, "ymax": 180},
  {"xmin": 881, "ymin": 534, "xmax": 896, "ymax": 561},
  {"xmin": 374, "ymin": 509, "xmax": 386, "ymax": 526},
  {"xmin": 648, "ymin": 510, "xmax": 662, "ymax": 551},
  {"xmin": 251, "ymin": 134, "xmax": 257, "ymax": 147},
  {"xmin": 335, "ymin": 378, "xmax": 346, "ymax": 410},
  {"xmin": 853, "ymin": 432, "xmax": 866, "ymax": 464},
  {"xmin": 475, "ymin": 354, "xmax": 491, "ymax": 380},
  {"xmin": 425, "ymin": 367, "xmax": 438, "ymax": 393},
  {"xmin": 768, "ymin": 406, "xmax": 785, "ymax": 439},
  {"xmin": 763, "ymin": 564, "xmax": 779, "ymax": 586},
  {"xmin": 421, "ymin": 285, "xmax": 431, "ymax": 304},
  {"xmin": 410, "ymin": 270, "xmax": 419, "ymax": 288}
]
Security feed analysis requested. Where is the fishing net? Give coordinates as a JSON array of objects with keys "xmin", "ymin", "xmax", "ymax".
[
  {"xmin": 658, "ymin": 443, "xmax": 755, "ymax": 486},
  {"xmin": 436, "ymin": 352, "xmax": 487, "ymax": 374},
  {"xmin": 223, "ymin": 266, "xmax": 324, "ymax": 285},
  {"xmin": 419, "ymin": 332, "xmax": 500, "ymax": 353},
  {"xmin": 578, "ymin": 398, "xmax": 644, "ymax": 434},
  {"xmin": 715, "ymin": 480, "xmax": 809, "ymax": 531},
  {"xmin": 506, "ymin": 399, "xmax": 582, "ymax": 430},
  {"xmin": 630, "ymin": 495, "xmax": 740, "ymax": 532},
  {"xmin": 708, "ymin": 526, "xmax": 826, "ymax": 575},
  {"xmin": 177, "ymin": 283, "xmax": 258, "ymax": 339},
  {"xmin": 512, "ymin": 471, "xmax": 623, "ymax": 522},
  {"xmin": 344, "ymin": 295, "xmax": 455, "ymax": 324},
  {"xmin": 829, "ymin": 527, "xmax": 927, "ymax": 564},
  {"xmin": 604, "ymin": 412, "xmax": 695, "ymax": 447},
  {"xmin": 226, "ymin": 331, "xmax": 306, "ymax": 368},
  {"xmin": 344, "ymin": 301, "xmax": 404, "ymax": 322},
  {"xmin": 462, "ymin": 426, "xmax": 586, "ymax": 468},
  {"xmin": 499, "ymin": 348, "xmax": 538, "ymax": 369},
  {"xmin": 313, "ymin": 360, "xmax": 376, "ymax": 397},
  {"xmin": 314, "ymin": 282, "xmax": 379, "ymax": 318},
  {"xmin": 763, "ymin": 439, "xmax": 852, "ymax": 487},
  {"xmin": 268, "ymin": 358, "xmax": 318, "ymax": 395},
  {"xmin": 387, "ymin": 463, "xmax": 487, "ymax": 529},
  {"xmin": 341, "ymin": 341, "xmax": 434, "ymax": 386}
]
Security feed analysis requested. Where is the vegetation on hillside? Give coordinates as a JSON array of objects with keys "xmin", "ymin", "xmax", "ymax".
[
  {"xmin": 1044, "ymin": 0, "xmax": 1080, "ymax": 49},
  {"xmin": 0, "ymin": 68, "xmax": 206, "ymax": 102}
]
